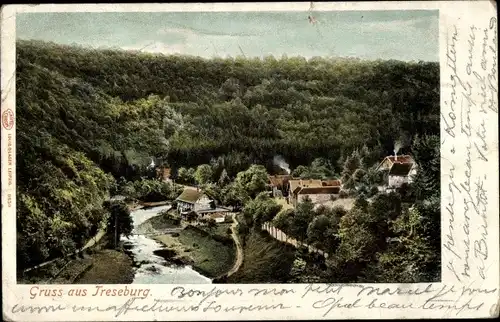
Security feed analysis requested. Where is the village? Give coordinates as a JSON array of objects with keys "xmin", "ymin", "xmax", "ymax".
[{"xmin": 155, "ymin": 150, "xmax": 418, "ymax": 246}]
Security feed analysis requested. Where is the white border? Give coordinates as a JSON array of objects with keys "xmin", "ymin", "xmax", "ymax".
[{"xmin": 2, "ymin": 2, "xmax": 499, "ymax": 321}]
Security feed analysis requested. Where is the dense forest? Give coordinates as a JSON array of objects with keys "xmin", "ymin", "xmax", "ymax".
[{"xmin": 16, "ymin": 40, "xmax": 440, "ymax": 280}]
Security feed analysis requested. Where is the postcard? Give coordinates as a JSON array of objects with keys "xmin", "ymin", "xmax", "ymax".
[{"xmin": 1, "ymin": 1, "xmax": 498, "ymax": 321}]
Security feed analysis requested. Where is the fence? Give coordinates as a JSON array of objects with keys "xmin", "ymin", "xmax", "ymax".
[{"xmin": 261, "ymin": 222, "xmax": 329, "ymax": 258}]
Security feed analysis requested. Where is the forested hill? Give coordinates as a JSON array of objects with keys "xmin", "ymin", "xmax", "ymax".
[
  {"xmin": 16, "ymin": 40, "xmax": 439, "ymax": 269},
  {"xmin": 18, "ymin": 40, "xmax": 439, "ymax": 174}
]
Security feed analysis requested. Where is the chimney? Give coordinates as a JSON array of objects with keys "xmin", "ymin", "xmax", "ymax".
[{"xmin": 394, "ymin": 149, "xmax": 397, "ymax": 161}]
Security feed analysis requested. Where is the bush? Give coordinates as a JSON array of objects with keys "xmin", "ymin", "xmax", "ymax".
[{"xmin": 339, "ymin": 189, "xmax": 349, "ymax": 199}]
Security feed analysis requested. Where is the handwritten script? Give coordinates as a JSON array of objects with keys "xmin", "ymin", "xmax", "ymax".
[
  {"xmin": 442, "ymin": 17, "xmax": 497, "ymax": 284},
  {"xmin": 10, "ymin": 284, "xmax": 498, "ymax": 318}
]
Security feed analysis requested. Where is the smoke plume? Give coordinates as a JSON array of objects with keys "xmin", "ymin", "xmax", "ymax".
[
  {"xmin": 273, "ymin": 155, "xmax": 290, "ymax": 174},
  {"xmin": 393, "ymin": 140, "xmax": 403, "ymax": 155}
]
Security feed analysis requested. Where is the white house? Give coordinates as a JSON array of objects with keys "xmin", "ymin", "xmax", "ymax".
[
  {"xmin": 175, "ymin": 188, "xmax": 230, "ymax": 220},
  {"xmin": 377, "ymin": 154, "xmax": 417, "ymax": 189},
  {"xmin": 176, "ymin": 188, "xmax": 208, "ymax": 214}
]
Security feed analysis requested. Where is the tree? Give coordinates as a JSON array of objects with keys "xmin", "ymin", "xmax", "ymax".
[
  {"xmin": 291, "ymin": 165, "xmax": 308, "ymax": 178},
  {"xmin": 222, "ymin": 182, "xmax": 249, "ymax": 211},
  {"xmin": 273, "ymin": 209, "xmax": 293, "ymax": 233},
  {"xmin": 328, "ymin": 208, "xmax": 378, "ymax": 281},
  {"xmin": 200, "ymin": 183, "xmax": 222, "ymax": 205},
  {"xmin": 235, "ymin": 164, "xmax": 269, "ymax": 198},
  {"xmin": 219, "ymin": 77, "xmax": 241, "ymax": 101},
  {"xmin": 365, "ymin": 206, "xmax": 438, "ymax": 282},
  {"xmin": 195, "ymin": 164, "xmax": 213, "ymax": 186},
  {"xmin": 218, "ymin": 168, "xmax": 231, "ymax": 187},
  {"xmin": 242, "ymin": 192, "xmax": 282, "ymax": 229},
  {"xmin": 307, "ymin": 214, "xmax": 330, "ymax": 248},
  {"xmin": 309, "ymin": 158, "xmax": 334, "ymax": 179},
  {"xmin": 411, "ymin": 134, "xmax": 440, "ymax": 200},
  {"xmin": 289, "ymin": 196, "xmax": 314, "ymax": 243},
  {"xmin": 341, "ymin": 150, "xmax": 361, "ymax": 183},
  {"xmin": 177, "ymin": 167, "xmax": 194, "ymax": 185},
  {"xmin": 104, "ymin": 200, "xmax": 133, "ymax": 248}
]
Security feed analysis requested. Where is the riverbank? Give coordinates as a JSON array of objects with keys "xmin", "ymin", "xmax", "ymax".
[
  {"xmin": 138, "ymin": 212, "xmax": 235, "ymax": 278},
  {"xmin": 19, "ymin": 235, "xmax": 134, "ymax": 284},
  {"xmin": 53, "ymin": 248, "xmax": 134, "ymax": 284}
]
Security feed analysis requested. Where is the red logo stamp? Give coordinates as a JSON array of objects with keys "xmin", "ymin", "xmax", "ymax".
[{"xmin": 2, "ymin": 109, "xmax": 14, "ymax": 130}]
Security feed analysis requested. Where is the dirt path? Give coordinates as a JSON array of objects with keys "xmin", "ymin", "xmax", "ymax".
[{"xmin": 227, "ymin": 214, "xmax": 243, "ymax": 277}]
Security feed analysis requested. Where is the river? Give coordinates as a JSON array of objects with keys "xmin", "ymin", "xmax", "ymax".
[{"xmin": 121, "ymin": 205, "xmax": 212, "ymax": 284}]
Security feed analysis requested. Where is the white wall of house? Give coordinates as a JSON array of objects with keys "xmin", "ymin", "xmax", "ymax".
[
  {"xmin": 194, "ymin": 195, "xmax": 212, "ymax": 212},
  {"xmin": 408, "ymin": 166, "xmax": 417, "ymax": 183},
  {"xmin": 388, "ymin": 175, "xmax": 408, "ymax": 187},
  {"xmin": 178, "ymin": 201, "xmax": 194, "ymax": 212},
  {"xmin": 298, "ymin": 193, "xmax": 337, "ymax": 204}
]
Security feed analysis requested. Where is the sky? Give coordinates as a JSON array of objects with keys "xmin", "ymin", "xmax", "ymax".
[{"xmin": 16, "ymin": 10, "xmax": 439, "ymax": 62}]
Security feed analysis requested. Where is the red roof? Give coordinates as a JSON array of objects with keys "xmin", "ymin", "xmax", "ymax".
[
  {"xmin": 298, "ymin": 186, "xmax": 340, "ymax": 195},
  {"xmin": 322, "ymin": 179, "xmax": 342, "ymax": 187},
  {"xmin": 385, "ymin": 155, "xmax": 414, "ymax": 164}
]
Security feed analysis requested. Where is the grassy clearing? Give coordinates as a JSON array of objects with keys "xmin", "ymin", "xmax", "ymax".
[
  {"xmin": 199, "ymin": 223, "xmax": 233, "ymax": 239},
  {"xmin": 144, "ymin": 212, "xmax": 236, "ymax": 278},
  {"xmin": 274, "ymin": 197, "xmax": 294, "ymax": 211},
  {"xmin": 226, "ymin": 229, "xmax": 296, "ymax": 283},
  {"xmin": 73, "ymin": 249, "xmax": 134, "ymax": 284},
  {"xmin": 177, "ymin": 226, "xmax": 235, "ymax": 278}
]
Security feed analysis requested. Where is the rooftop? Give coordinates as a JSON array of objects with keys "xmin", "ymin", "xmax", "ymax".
[
  {"xmin": 176, "ymin": 188, "xmax": 203, "ymax": 204},
  {"xmin": 289, "ymin": 179, "xmax": 323, "ymax": 194},
  {"xmin": 385, "ymin": 155, "xmax": 414, "ymax": 164},
  {"xmin": 389, "ymin": 162, "xmax": 414, "ymax": 176},
  {"xmin": 197, "ymin": 207, "xmax": 231, "ymax": 214},
  {"xmin": 298, "ymin": 186, "xmax": 341, "ymax": 195},
  {"xmin": 322, "ymin": 179, "xmax": 342, "ymax": 187},
  {"xmin": 290, "ymin": 178, "xmax": 341, "ymax": 194}
]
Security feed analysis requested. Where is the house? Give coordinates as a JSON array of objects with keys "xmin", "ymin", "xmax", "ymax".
[
  {"xmin": 295, "ymin": 186, "xmax": 341, "ymax": 206},
  {"xmin": 268, "ymin": 175, "xmax": 292, "ymax": 197},
  {"xmin": 156, "ymin": 166, "xmax": 172, "ymax": 183},
  {"xmin": 175, "ymin": 188, "xmax": 208, "ymax": 214},
  {"xmin": 376, "ymin": 154, "xmax": 417, "ymax": 189},
  {"xmin": 376, "ymin": 155, "xmax": 414, "ymax": 171},
  {"xmin": 388, "ymin": 162, "xmax": 415, "ymax": 187},
  {"xmin": 175, "ymin": 188, "xmax": 230, "ymax": 220},
  {"xmin": 288, "ymin": 179, "xmax": 341, "ymax": 207}
]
